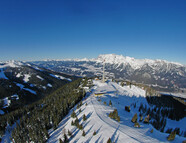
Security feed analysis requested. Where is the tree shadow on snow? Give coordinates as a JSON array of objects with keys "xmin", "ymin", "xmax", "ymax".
[
  {"xmin": 71, "ymin": 127, "xmax": 80, "ymax": 140},
  {"xmin": 73, "ymin": 137, "xmax": 80, "ymax": 143},
  {"xmin": 78, "ymin": 111, "xmax": 92, "ymax": 122},
  {"xmin": 114, "ymin": 133, "xmax": 120, "ymax": 143},
  {"xmin": 85, "ymin": 136, "xmax": 93, "ymax": 143},
  {"xmin": 96, "ymin": 125, "xmax": 102, "ymax": 134},
  {"xmin": 95, "ymin": 135, "xmax": 102, "ymax": 143},
  {"xmin": 87, "ymin": 111, "xmax": 93, "ymax": 119},
  {"xmin": 76, "ymin": 107, "xmax": 86, "ymax": 117},
  {"xmin": 111, "ymin": 125, "xmax": 120, "ymax": 143},
  {"xmin": 83, "ymin": 120, "xmax": 91, "ymax": 128},
  {"xmin": 86, "ymin": 124, "xmax": 94, "ymax": 135}
]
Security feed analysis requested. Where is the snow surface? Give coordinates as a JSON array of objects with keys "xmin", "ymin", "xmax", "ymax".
[
  {"xmin": 1, "ymin": 120, "xmax": 19, "ymax": 143},
  {"xmin": 160, "ymin": 92, "xmax": 186, "ymax": 99},
  {"xmin": 23, "ymin": 88, "xmax": 36, "ymax": 95},
  {"xmin": 47, "ymin": 83, "xmax": 52, "ymax": 87},
  {"xmin": 0, "ymin": 110, "xmax": 5, "ymax": 115},
  {"xmin": 16, "ymin": 82, "xmax": 36, "ymax": 95},
  {"xmin": 42, "ymin": 86, "xmax": 46, "ymax": 89},
  {"xmin": 0, "ymin": 60, "xmax": 22, "ymax": 69},
  {"xmin": 165, "ymin": 118, "xmax": 186, "ymax": 136},
  {"xmin": 16, "ymin": 83, "xmax": 24, "ymax": 89},
  {"xmin": 33, "ymin": 66, "xmax": 43, "ymax": 71},
  {"xmin": 1, "ymin": 95, "xmax": 19, "ymax": 109},
  {"xmin": 50, "ymin": 74, "xmax": 72, "ymax": 81},
  {"xmin": 48, "ymin": 80, "xmax": 185, "ymax": 143},
  {"xmin": 16, "ymin": 73, "xmax": 21, "ymax": 78},
  {"xmin": 23, "ymin": 74, "xmax": 31, "ymax": 82},
  {"xmin": 36, "ymin": 75, "xmax": 44, "ymax": 81},
  {"xmin": 0, "ymin": 69, "xmax": 8, "ymax": 79},
  {"xmin": 2, "ymin": 97, "xmax": 11, "ymax": 108},
  {"xmin": 11, "ymin": 94, "xmax": 19, "ymax": 100}
]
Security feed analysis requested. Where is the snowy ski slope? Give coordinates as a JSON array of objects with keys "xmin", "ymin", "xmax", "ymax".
[{"xmin": 48, "ymin": 80, "xmax": 185, "ymax": 143}]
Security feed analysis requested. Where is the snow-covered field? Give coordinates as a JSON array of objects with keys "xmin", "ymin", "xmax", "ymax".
[
  {"xmin": 50, "ymin": 74, "xmax": 72, "ymax": 81},
  {"xmin": 48, "ymin": 80, "xmax": 186, "ymax": 143},
  {"xmin": 160, "ymin": 92, "xmax": 186, "ymax": 99}
]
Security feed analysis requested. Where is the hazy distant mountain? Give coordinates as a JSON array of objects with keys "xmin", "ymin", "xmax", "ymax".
[
  {"xmin": 32, "ymin": 54, "xmax": 186, "ymax": 92},
  {"xmin": 0, "ymin": 61, "xmax": 77, "ymax": 115}
]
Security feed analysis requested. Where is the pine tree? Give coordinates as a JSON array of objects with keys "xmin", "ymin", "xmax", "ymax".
[
  {"xmin": 125, "ymin": 106, "xmax": 130, "ymax": 112},
  {"xmin": 83, "ymin": 114, "xmax": 87, "ymax": 121},
  {"xmin": 80, "ymin": 101, "xmax": 83, "ymax": 106},
  {"xmin": 71, "ymin": 110, "xmax": 76, "ymax": 118},
  {"xmin": 139, "ymin": 115, "xmax": 143, "ymax": 122},
  {"xmin": 59, "ymin": 138, "xmax": 63, "ymax": 143},
  {"xmin": 150, "ymin": 129, "xmax": 153, "ymax": 133},
  {"xmin": 108, "ymin": 109, "xmax": 120, "ymax": 122},
  {"xmin": 63, "ymin": 133, "xmax": 69, "ymax": 143},
  {"xmin": 93, "ymin": 130, "xmax": 97, "ymax": 136},
  {"xmin": 167, "ymin": 131, "xmax": 176, "ymax": 141},
  {"xmin": 116, "ymin": 115, "xmax": 120, "ymax": 122},
  {"xmin": 82, "ymin": 130, "xmax": 86, "ymax": 136},
  {"xmin": 107, "ymin": 138, "xmax": 112, "ymax": 143},
  {"xmin": 74, "ymin": 117, "xmax": 79, "ymax": 127},
  {"xmin": 68, "ymin": 130, "xmax": 72, "ymax": 137},
  {"xmin": 134, "ymin": 122, "xmax": 140, "ymax": 128},
  {"xmin": 77, "ymin": 104, "xmax": 80, "ymax": 109},
  {"xmin": 71, "ymin": 120, "xmax": 74, "ymax": 126},
  {"xmin": 174, "ymin": 127, "xmax": 180, "ymax": 135},
  {"xmin": 109, "ymin": 100, "xmax": 112, "ymax": 106},
  {"xmin": 78, "ymin": 124, "xmax": 83, "ymax": 130},
  {"xmin": 79, "ymin": 108, "xmax": 82, "ymax": 113},
  {"xmin": 131, "ymin": 113, "xmax": 138, "ymax": 123},
  {"xmin": 166, "ymin": 128, "xmax": 173, "ymax": 134},
  {"xmin": 144, "ymin": 115, "xmax": 149, "ymax": 124}
]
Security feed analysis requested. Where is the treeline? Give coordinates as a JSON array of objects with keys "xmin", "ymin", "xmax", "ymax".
[
  {"xmin": 139, "ymin": 95, "xmax": 186, "ymax": 137},
  {"xmin": 0, "ymin": 78, "xmax": 87, "ymax": 142},
  {"xmin": 11, "ymin": 78, "xmax": 87, "ymax": 142},
  {"xmin": 0, "ymin": 77, "xmax": 75, "ymax": 141},
  {"xmin": 146, "ymin": 95, "xmax": 186, "ymax": 121},
  {"xmin": 139, "ymin": 104, "xmax": 167, "ymax": 132}
]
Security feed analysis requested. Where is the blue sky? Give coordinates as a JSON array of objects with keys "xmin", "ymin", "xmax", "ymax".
[{"xmin": 0, "ymin": 0, "xmax": 186, "ymax": 64}]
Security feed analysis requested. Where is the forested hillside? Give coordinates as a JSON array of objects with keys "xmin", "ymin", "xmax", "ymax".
[
  {"xmin": 32, "ymin": 54, "xmax": 186, "ymax": 92},
  {"xmin": 6, "ymin": 78, "xmax": 90, "ymax": 142},
  {"xmin": 0, "ymin": 61, "xmax": 83, "ymax": 142},
  {"xmin": 0, "ymin": 61, "xmax": 78, "ymax": 117}
]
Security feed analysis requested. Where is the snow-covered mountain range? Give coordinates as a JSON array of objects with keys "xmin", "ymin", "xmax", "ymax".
[{"xmin": 32, "ymin": 54, "xmax": 186, "ymax": 92}]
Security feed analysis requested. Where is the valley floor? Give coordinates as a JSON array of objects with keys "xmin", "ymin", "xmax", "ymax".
[{"xmin": 48, "ymin": 80, "xmax": 186, "ymax": 143}]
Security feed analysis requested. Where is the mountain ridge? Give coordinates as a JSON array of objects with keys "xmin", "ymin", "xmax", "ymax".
[
  {"xmin": 31, "ymin": 54, "xmax": 186, "ymax": 92},
  {"xmin": 38, "ymin": 54, "xmax": 184, "ymax": 67}
]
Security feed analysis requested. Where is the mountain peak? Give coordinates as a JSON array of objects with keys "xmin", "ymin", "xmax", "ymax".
[
  {"xmin": 95, "ymin": 54, "xmax": 183, "ymax": 69},
  {"xmin": 0, "ymin": 60, "xmax": 23, "ymax": 68},
  {"xmin": 95, "ymin": 54, "xmax": 151, "ymax": 69}
]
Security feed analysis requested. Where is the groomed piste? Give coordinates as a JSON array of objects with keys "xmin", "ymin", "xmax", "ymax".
[{"xmin": 48, "ymin": 80, "xmax": 186, "ymax": 143}]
